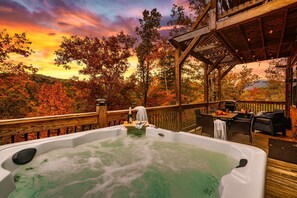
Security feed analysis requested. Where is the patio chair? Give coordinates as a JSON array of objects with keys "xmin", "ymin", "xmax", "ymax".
[
  {"xmin": 224, "ymin": 100, "xmax": 236, "ymax": 112},
  {"xmin": 200, "ymin": 113, "xmax": 214, "ymax": 137},
  {"xmin": 252, "ymin": 109, "xmax": 286, "ymax": 136},
  {"xmin": 229, "ymin": 113, "xmax": 254, "ymax": 143}
]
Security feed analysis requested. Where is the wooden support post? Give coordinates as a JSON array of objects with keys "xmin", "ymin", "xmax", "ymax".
[
  {"xmin": 204, "ymin": 63, "xmax": 209, "ymax": 113},
  {"xmin": 218, "ymin": 68, "xmax": 222, "ymax": 102},
  {"xmin": 175, "ymin": 48, "xmax": 182, "ymax": 131},
  {"xmin": 96, "ymin": 99, "xmax": 108, "ymax": 128},
  {"xmin": 286, "ymin": 58, "xmax": 292, "ymax": 117}
]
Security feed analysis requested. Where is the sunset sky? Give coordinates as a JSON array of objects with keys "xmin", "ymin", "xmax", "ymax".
[{"xmin": 0, "ymin": 0, "xmax": 268, "ymax": 79}]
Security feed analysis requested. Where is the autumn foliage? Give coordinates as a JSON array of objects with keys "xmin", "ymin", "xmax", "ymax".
[{"xmin": 0, "ymin": 3, "xmax": 287, "ymax": 120}]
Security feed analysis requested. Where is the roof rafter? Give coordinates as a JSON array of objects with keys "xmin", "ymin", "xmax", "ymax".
[
  {"xmin": 238, "ymin": 25, "xmax": 255, "ymax": 61},
  {"xmin": 220, "ymin": 63, "xmax": 237, "ymax": 79},
  {"xmin": 277, "ymin": 9, "xmax": 288, "ymax": 58},
  {"xmin": 214, "ymin": 31, "xmax": 243, "ymax": 64},
  {"xmin": 178, "ymin": 35, "xmax": 201, "ymax": 66},
  {"xmin": 207, "ymin": 55, "xmax": 226, "ymax": 75},
  {"xmin": 258, "ymin": 18, "xmax": 267, "ymax": 60}
]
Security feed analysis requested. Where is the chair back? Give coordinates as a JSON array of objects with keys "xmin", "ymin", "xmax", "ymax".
[
  {"xmin": 201, "ymin": 113, "xmax": 214, "ymax": 137},
  {"xmin": 224, "ymin": 100, "xmax": 236, "ymax": 112}
]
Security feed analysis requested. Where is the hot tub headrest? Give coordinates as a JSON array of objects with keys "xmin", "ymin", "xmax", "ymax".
[{"xmin": 12, "ymin": 148, "xmax": 37, "ymax": 165}]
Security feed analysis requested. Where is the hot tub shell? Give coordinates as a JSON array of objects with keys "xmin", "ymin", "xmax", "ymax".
[{"xmin": 0, "ymin": 126, "xmax": 266, "ymax": 198}]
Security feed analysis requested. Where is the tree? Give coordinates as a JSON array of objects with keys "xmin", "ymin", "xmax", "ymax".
[
  {"xmin": 167, "ymin": 4, "xmax": 193, "ymax": 37},
  {"xmin": 135, "ymin": 8, "xmax": 162, "ymax": 106},
  {"xmin": 0, "ymin": 29, "xmax": 36, "ymax": 119},
  {"xmin": 0, "ymin": 29, "xmax": 34, "ymax": 63},
  {"xmin": 30, "ymin": 82, "xmax": 74, "ymax": 116},
  {"xmin": 154, "ymin": 37, "xmax": 176, "ymax": 92},
  {"xmin": 55, "ymin": 32, "xmax": 136, "ymax": 109},
  {"xmin": 222, "ymin": 65, "xmax": 259, "ymax": 100},
  {"xmin": 181, "ymin": 59, "xmax": 205, "ymax": 103},
  {"xmin": 0, "ymin": 63, "xmax": 38, "ymax": 119},
  {"xmin": 167, "ymin": 0, "xmax": 208, "ymax": 37},
  {"xmin": 264, "ymin": 60, "xmax": 286, "ymax": 101}
]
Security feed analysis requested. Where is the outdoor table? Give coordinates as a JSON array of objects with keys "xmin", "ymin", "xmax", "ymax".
[{"xmin": 211, "ymin": 113, "xmax": 237, "ymax": 120}]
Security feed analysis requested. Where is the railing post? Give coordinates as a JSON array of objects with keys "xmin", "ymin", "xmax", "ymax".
[{"xmin": 96, "ymin": 99, "xmax": 107, "ymax": 128}]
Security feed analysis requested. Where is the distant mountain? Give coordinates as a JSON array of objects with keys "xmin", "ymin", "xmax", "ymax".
[
  {"xmin": 0, "ymin": 73, "xmax": 69, "ymax": 84},
  {"xmin": 245, "ymin": 80, "xmax": 268, "ymax": 90}
]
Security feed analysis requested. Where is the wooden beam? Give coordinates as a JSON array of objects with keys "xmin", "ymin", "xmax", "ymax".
[
  {"xmin": 218, "ymin": 68, "xmax": 222, "ymax": 101},
  {"xmin": 285, "ymin": 58, "xmax": 291, "ymax": 117},
  {"xmin": 178, "ymin": 35, "xmax": 201, "ymax": 66},
  {"xmin": 175, "ymin": 48, "xmax": 182, "ymax": 131},
  {"xmin": 258, "ymin": 18, "xmax": 267, "ymax": 60},
  {"xmin": 173, "ymin": 26, "xmax": 210, "ymax": 43},
  {"xmin": 238, "ymin": 25, "xmax": 255, "ymax": 61},
  {"xmin": 277, "ymin": 10, "xmax": 288, "ymax": 58},
  {"xmin": 216, "ymin": 0, "xmax": 297, "ymax": 30},
  {"xmin": 190, "ymin": 2, "xmax": 211, "ymax": 31},
  {"xmin": 207, "ymin": 55, "xmax": 226, "ymax": 75},
  {"xmin": 194, "ymin": 42, "xmax": 219, "ymax": 52},
  {"xmin": 221, "ymin": 63, "xmax": 237, "ymax": 79},
  {"xmin": 232, "ymin": 41, "xmax": 294, "ymax": 55},
  {"xmin": 218, "ymin": 0, "xmax": 266, "ymax": 19},
  {"xmin": 291, "ymin": 45, "xmax": 297, "ymax": 66},
  {"xmin": 190, "ymin": 51, "xmax": 213, "ymax": 65},
  {"xmin": 176, "ymin": 40, "xmax": 213, "ymax": 65},
  {"xmin": 214, "ymin": 31, "xmax": 244, "ymax": 64},
  {"xmin": 204, "ymin": 63, "xmax": 209, "ymax": 107}
]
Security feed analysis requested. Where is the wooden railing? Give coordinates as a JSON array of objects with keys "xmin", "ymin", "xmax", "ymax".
[
  {"xmin": 236, "ymin": 100, "xmax": 286, "ymax": 114},
  {"xmin": 216, "ymin": 0, "xmax": 266, "ymax": 20},
  {"xmin": 0, "ymin": 100, "xmax": 285, "ymax": 145},
  {"xmin": 0, "ymin": 101, "xmax": 219, "ymax": 145}
]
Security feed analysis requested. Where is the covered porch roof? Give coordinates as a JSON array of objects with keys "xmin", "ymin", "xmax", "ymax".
[
  {"xmin": 170, "ymin": 0, "xmax": 297, "ymax": 68},
  {"xmin": 170, "ymin": 0, "xmax": 297, "ymax": 130}
]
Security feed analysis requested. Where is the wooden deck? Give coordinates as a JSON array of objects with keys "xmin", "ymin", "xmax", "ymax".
[{"xmin": 193, "ymin": 129, "xmax": 297, "ymax": 198}]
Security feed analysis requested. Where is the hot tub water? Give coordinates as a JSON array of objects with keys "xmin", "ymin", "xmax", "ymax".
[{"xmin": 9, "ymin": 135, "xmax": 237, "ymax": 198}]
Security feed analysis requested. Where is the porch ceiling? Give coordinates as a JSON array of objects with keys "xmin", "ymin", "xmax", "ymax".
[{"xmin": 169, "ymin": 0, "xmax": 297, "ymax": 70}]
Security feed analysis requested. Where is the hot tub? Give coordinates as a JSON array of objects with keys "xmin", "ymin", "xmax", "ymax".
[{"xmin": 0, "ymin": 126, "xmax": 266, "ymax": 198}]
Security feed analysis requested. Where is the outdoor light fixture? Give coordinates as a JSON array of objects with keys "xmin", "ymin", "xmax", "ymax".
[{"xmin": 269, "ymin": 29, "xmax": 273, "ymax": 34}]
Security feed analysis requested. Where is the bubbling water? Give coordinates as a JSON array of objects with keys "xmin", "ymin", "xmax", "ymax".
[{"xmin": 9, "ymin": 135, "xmax": 237, "ymax": 198}]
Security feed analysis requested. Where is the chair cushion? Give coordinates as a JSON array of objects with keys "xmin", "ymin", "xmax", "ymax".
[{"xmin": 255, "ymin": 118, "xmax": 270, "ymax": 124}]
